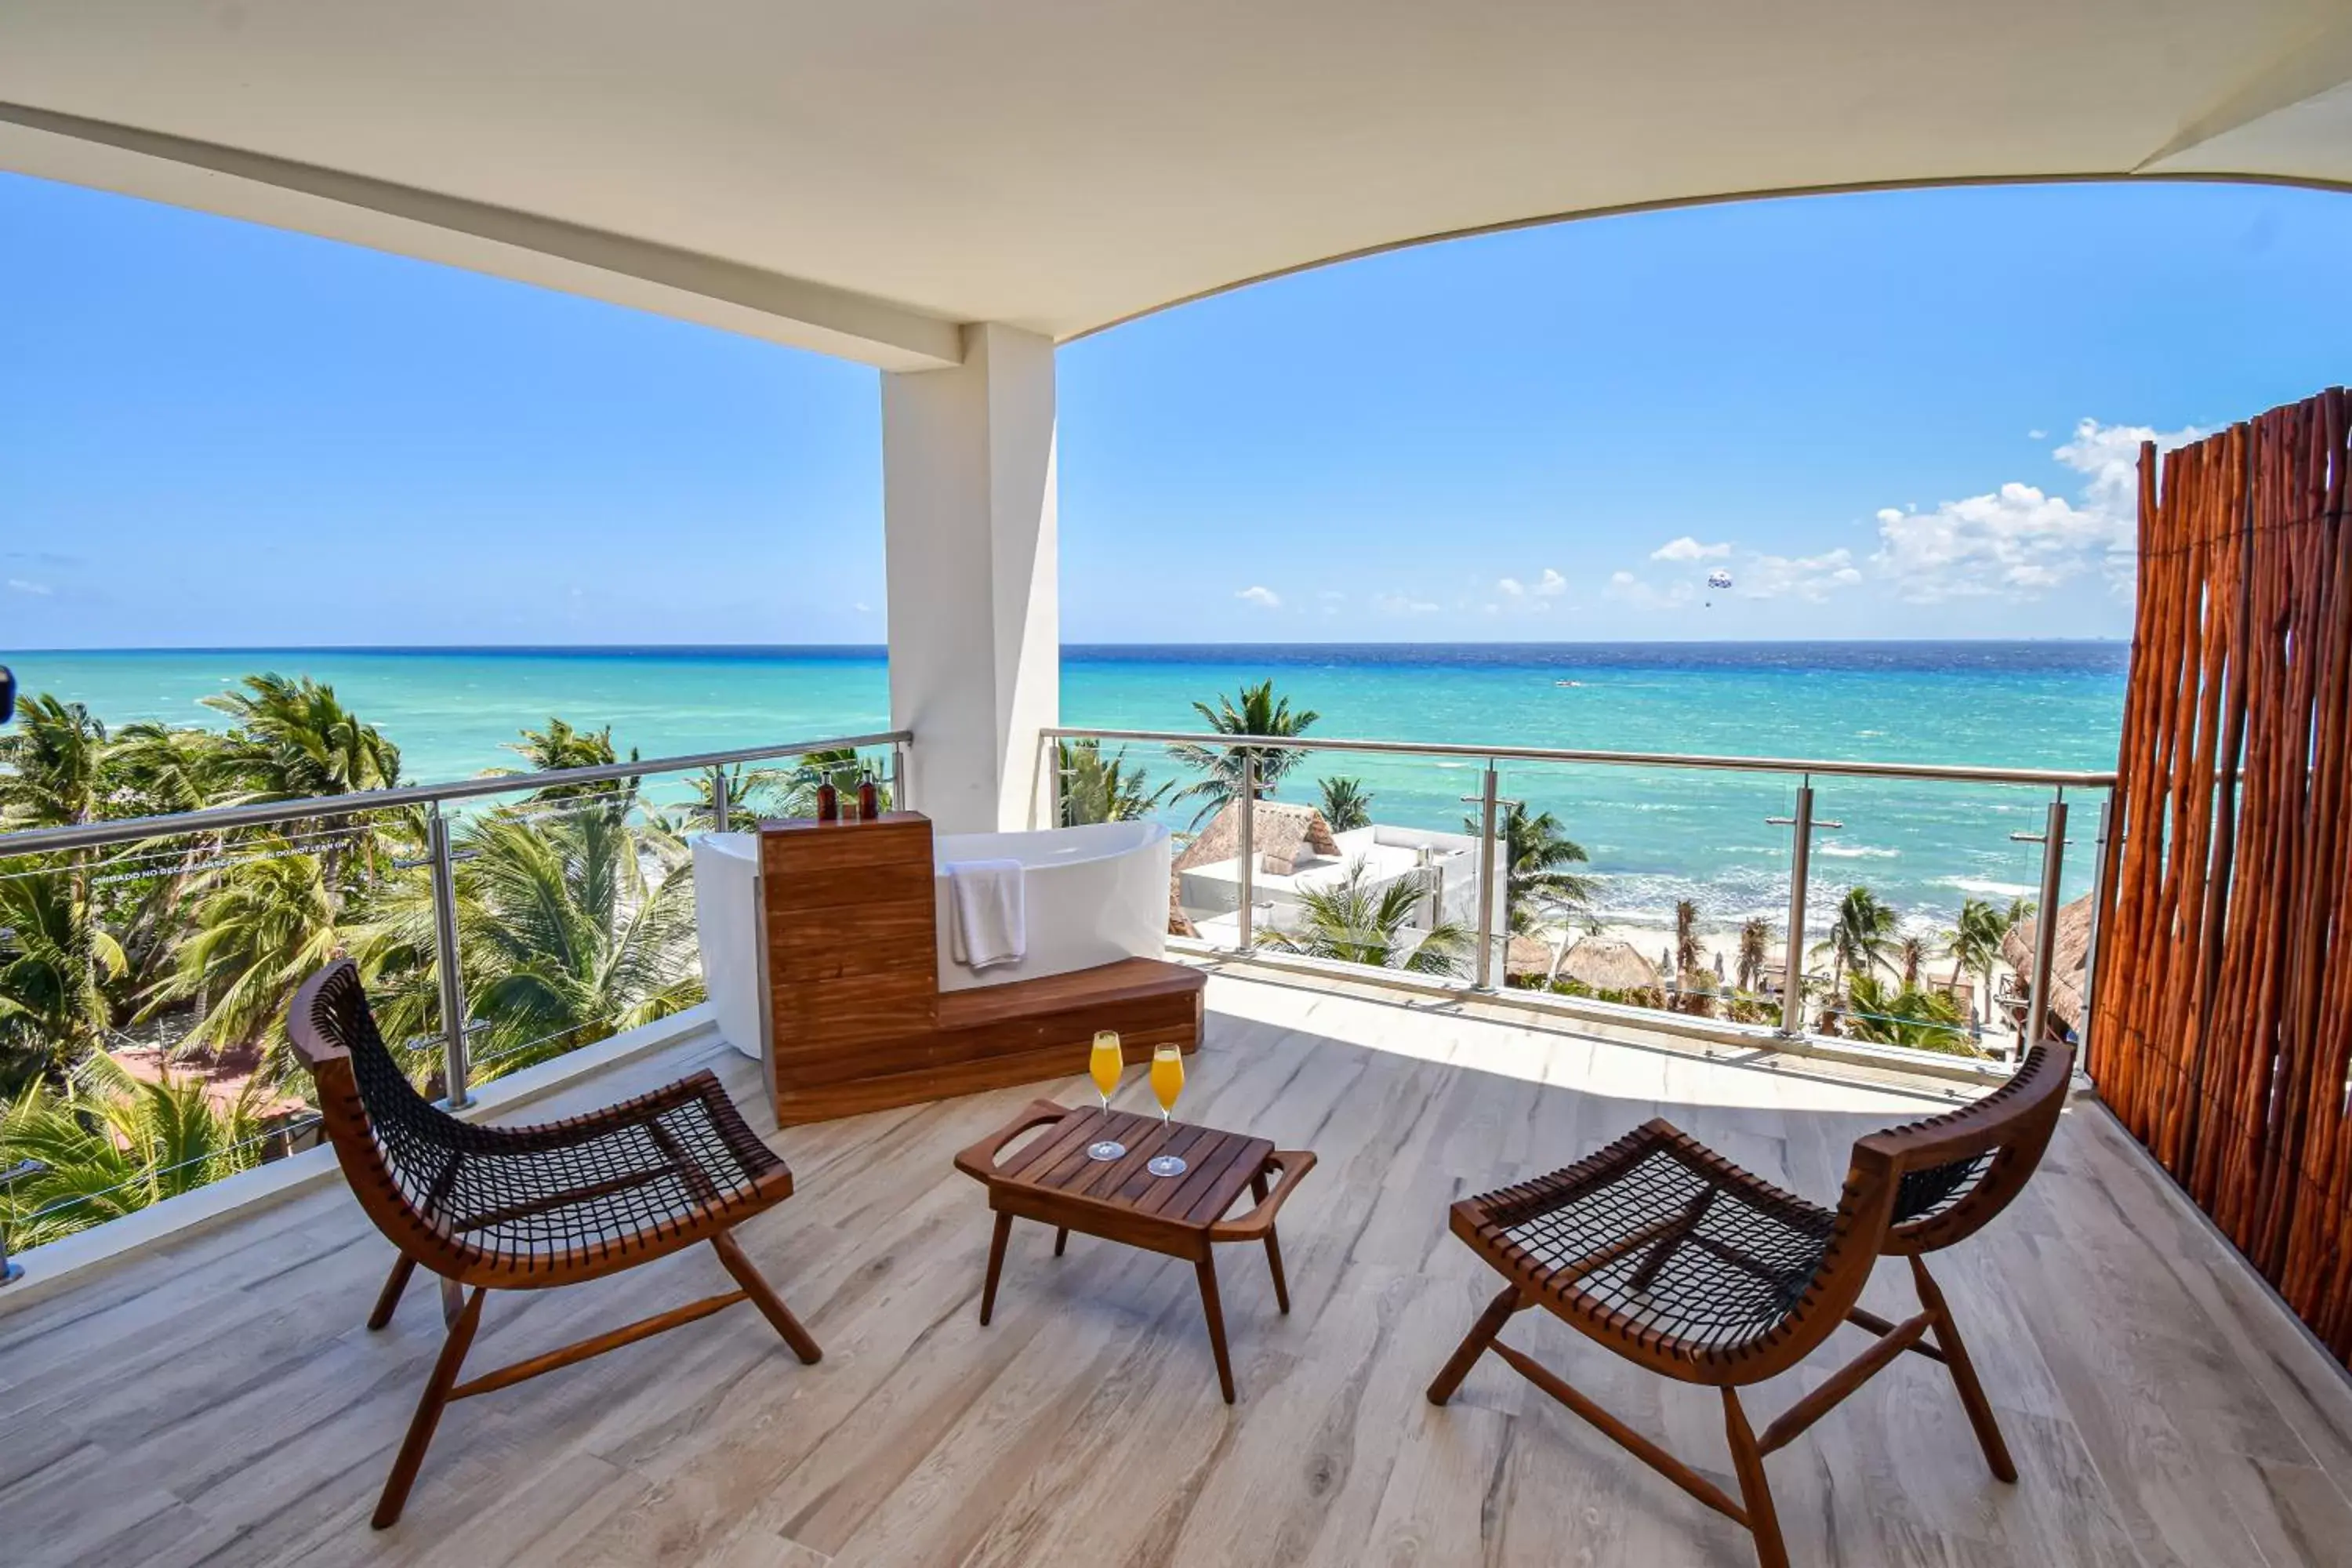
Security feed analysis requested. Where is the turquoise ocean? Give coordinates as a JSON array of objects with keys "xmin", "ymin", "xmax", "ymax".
[{"xmin": 4, "ymin": 643, "xmax": 2126, "ymax": 935}]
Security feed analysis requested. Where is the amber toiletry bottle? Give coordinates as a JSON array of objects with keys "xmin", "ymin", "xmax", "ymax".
[
  {"xmin": 857, "ymin": 767, "xmax": 880, "ymax": 822},
  {"xmin": 816, "ymin": 777, "xmax": 840, "ymax": 822}
]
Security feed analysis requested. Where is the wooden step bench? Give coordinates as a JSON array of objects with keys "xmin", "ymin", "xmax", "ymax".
[{"xmin": 758, "ymin": 814, "xmax": 1204, "ymax": 1127}]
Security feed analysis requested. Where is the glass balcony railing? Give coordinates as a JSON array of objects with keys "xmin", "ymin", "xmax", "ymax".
[
  {"xmin": 1044, "ymin": 724, "xmax": 2113, "ymax": 1071},
  {"xmin": 0, "ymin": 730, "xmax": 909, "ymax": 1255}
]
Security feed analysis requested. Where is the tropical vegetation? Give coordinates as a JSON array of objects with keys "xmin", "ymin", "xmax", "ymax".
[
  {"xmin": 1842, "ymin": 974, "xmax": 1978, "ymax": 1055},
  {"xmin": 1813, "ymin": 884, "xmax": 1900, "ymax": 998},
  {"xmin": 1468, "ymin": 801, "xmax": 1596, "ymax": 935},
  {"xmin": 1255, "ymin": 858, "xmax": 1468, "ymax": 976},
  {"xmin": 0, "ymin": 1054, "xmax": 268, "ymax": 1248},
  {"xmin": 1058, "ymin": 739, "xmax": 1172, "ymax": 826},
  {"xmin": 1316, "ymin": 775, "xmax": 1374, "ymax": 833},
  {"xmin": 1167, "ymin": 679, "xmax": 1319, "ymax": 826},
  {"xmin": 0, "ymin": 671, "xmax": 815, "ymax": 1248}
]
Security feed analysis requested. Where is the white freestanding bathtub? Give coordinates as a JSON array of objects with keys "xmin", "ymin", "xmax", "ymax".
[{"xmin": 691, "ymin": 818, "xmax": 1173, "ymax": 1058}]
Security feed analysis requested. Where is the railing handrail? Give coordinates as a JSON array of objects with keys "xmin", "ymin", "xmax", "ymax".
[
  {"xmin": 0, "ymin": 729, "xmax": 913, "ymax": 858},
  {"xmin": 1044, "ymin": 726, "xmax": 2115, "ymax": 789}
]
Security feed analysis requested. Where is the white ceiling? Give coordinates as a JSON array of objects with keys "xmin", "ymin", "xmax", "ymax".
[{"xmin": 4, "ymin": 2, "xmax": 2350, "ymax": 368}]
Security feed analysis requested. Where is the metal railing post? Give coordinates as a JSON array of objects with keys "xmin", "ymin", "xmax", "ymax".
[
  {"xmin": 2078, "ymin": 793, "xmax": 2112, "ymax": 1058},
  {"xmin": 1472, "ymin": 764, "xmax": 1501, "ymax": 991},
  {"xmin": 427, "ymin": 805, "xmax": 473, "ymax": 1109},
  {"xmin": 1235, "ymin": 751, "xmax": 1257, "ymax": 952},
  {"xmin": 707, "ymin": 765, "xmax": 731, "ymax": 836},
  {"xmin": 2022, "ymin": 794, "xmax": 2069, "ymax": 1050},
  {"xmin": 892, "ymin": 739, "xmax": 910, "ymax": 813},
  {"xmin": 1043, "ymin": 732, "xmax": 1064, "ymax": 830},
  {"xmin": 0, "ymin": 1158, "xmax": 45, "ymax": 1284},
  {"xmin": 1768, "ymin": 782, "xmax": 1833, "ymax": 1039}
]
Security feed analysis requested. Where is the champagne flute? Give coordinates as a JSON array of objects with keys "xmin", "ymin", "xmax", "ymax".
[
  {"xmin": 1146, "ymin": 1044, "xmax": 1188, "ymax": 1177},
  {"xmin": 1086, "ymin": 1030, "xmax": 1127, "ymax": 1160}
]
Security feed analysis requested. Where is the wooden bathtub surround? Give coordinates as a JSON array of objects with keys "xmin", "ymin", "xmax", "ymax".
[
  {"xmin": 955, "ymin": 1098, "xmax": 1316, "ymax": 1402},
  {"xmin": 756, "ymin": 811, "xmax": 1204, "ymax": 1126}
]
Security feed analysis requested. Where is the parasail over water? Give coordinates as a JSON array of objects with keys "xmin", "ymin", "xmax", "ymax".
[{"xmin": 1706, "ymin": 570, "xmax": 1733, "ymax": 590}]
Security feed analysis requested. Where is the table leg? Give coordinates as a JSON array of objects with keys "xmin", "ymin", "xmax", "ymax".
[
  {"xmin": 1054, "ymin": 1226, "xmax": 1069, "ymax": 1257},
  {"xmin": 980, "ymin": 1211, "xmax": 1014, "ymax": 1326},
  {"xmin": 1250, "ymin": 1171, "xmax": 1290, "ymax": 1314},
  {"xmin": 1196, "ymin": 1252, "xmax": 1236, "ymax": 1403}
]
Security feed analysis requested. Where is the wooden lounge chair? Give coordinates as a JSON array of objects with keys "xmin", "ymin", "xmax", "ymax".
[
  {"xmin": 286, "ymin": 960, "xmax": 822, "ymax": 1529},
  {"xmin": 1426, "ymin": 1043, "xmax": 2071, "ymax": 1568}
]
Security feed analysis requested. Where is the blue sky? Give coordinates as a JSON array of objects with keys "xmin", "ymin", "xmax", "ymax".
[{"xmin": 4, "ymin": 172, "xmax": 2349, "ymax": 648}]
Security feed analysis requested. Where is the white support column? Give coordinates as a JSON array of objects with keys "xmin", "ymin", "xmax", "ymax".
[{"xmin": 881, "ymin": 323, "xmax": 1059, "ymax": 833}]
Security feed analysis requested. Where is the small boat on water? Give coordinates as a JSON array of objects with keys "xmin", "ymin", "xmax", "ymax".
[{"xmin": 1553, "ymin": 680, "xmax": 1582, "ymax": 688}]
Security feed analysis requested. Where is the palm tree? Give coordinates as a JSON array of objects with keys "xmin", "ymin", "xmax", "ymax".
[
  {"xmin": 354, "ymin": 803, "xmax": 702, "ymax": 1083},
  {"xmin": 1942, "ymin": 897, "xmax": 2010, "ymax": 1009},
  {"xmin": 485, "ymin": 717, "xmax": 634, "ymax": 800},
  {"xmin": 205, "ymin": 673, "xmax": 401, "ymax": 799},
  {"xmin": 1737, "ymin": 917, "xmax": 1771, "ymax": 993},
  {"xmin": 1813, "ymin": 885, "xmax": 1898, "ymax": 1001},
  {"xmin": 0, "ymin": 695, "xmax": 108, "ymax": 829},
  {"xmin": 1896, "ymin": 934, "xmax": 1931, "ymax": 989},
  {"xmin": 1845, "ymin": 975, "xmax": 1980, "ymax": 1057},
  {"xmin": 205, "ymin": 674, "xmax": 401, "ymax": 898},
  {"xmin": 1257, "ymin": 858, "xmax": 1468, "ymax": 976},
  {"xmin": 1316, "ymin": 776, "xmax": 1373, "ymax": 832},
  {"xmin": 100, "ymin": 723, "xmax": 255, "ymax": 997},
  {"xmin": 1, "ymin": 691, "xmax": 112, "ymax": 832},
  {"xmin": 0, "ymin": 1054, "xmax": 265, "ymax": 1249},
  {"xmin": 138, "ymin": 844, "xmax": 340, "ymax": 1059},
  {"xmin": 679, "ymin": 762, "xmax": 796, "ymax": 833},
  {"xmin": 0, "ymin": 869, "xmax": 126, "ymax": 1090},
  {"xmin": 1466, "ymin": 803, "xmax": 1596, "ymax": 935},
  {"xmin": 1673, "ymin": 898, "xmax": 1712, "ymax": 1015},
  {"xmin": 1058, "ymin": 739, "xmax": 1172, "ymax": 826},
  {"xmin": 103, "ymin": 721, "xmax": 241, "ymax": 818},
  {"xmin": 1168, "ymin": 680, "xmax": 1319, "ymax": 827}
]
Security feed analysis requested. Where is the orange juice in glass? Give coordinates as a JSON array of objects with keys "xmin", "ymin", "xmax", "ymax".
[
  {"xmin": 1086, "ymin": 1031, "xmax": 1127, "ymax": 1160},
  {"xmin": 1146, "ymin": 1045, "xmax": 1189, "ymax": 1177}
]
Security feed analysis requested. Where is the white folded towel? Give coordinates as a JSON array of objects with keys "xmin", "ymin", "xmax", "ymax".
[{"xmin": 947, "ymin": 858, "xmax": 1027, "ymax": 970}]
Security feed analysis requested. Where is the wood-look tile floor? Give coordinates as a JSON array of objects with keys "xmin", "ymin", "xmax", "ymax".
[{"xmin": 8, "ymin": 971, "xmax": 2352, "ymax": 1566}]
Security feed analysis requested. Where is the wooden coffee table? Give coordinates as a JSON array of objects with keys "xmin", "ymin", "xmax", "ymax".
[{"xmin": 953, "ymin": 1099, "xmax": 1316, "ymax": 1402}]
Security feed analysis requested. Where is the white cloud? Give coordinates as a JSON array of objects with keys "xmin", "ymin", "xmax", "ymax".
[
  {"xmin": 6, "ymin": 578, "xmax": 51, "ymax": 596},
  {"xmin": 1374, "ymin": 591, "xmax": 1440, "ymax": 615},
  {"xmin": 853, "ymin": 601, "xmax": 872, "ymax": 613},
  {"xmin": 1496, "ymin": 567, "xmax": 1566, "ymax": 603},
  {"xmin": 1738, "ymin": 547, "xmax": 1863, "ymax": 602},
  {"xmin": 1867, "ymin": 418, "xmax": 2201, "ymax": 604},
  {"xmin": 1651, "ymin": 536, "xmax": 1732, "ymax": 563},
  {"xmin": 1235, "ymin": 585, "xmax": 1282, "ymax": 610}
]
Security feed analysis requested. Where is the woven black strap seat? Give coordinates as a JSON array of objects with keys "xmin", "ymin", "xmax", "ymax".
[
  {"xmin": 288, "ymin": 960, "xmax": 821, "ymax": 1528},
  {"xmin": 1428, "ymin": 1044, "xmax": 2071, "ymax": 1568},
  {"xmin": 324, "ymin": 959, "xmax": 791, "ymax": 1275},
  {"xmin": 1468, "ymin": 1121, "xmax": 1997, "ymax": 1360}
]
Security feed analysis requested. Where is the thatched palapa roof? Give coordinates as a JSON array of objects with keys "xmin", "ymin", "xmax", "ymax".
[
  {"xmin": 2002, "ymin": 893, "xmax": 2094, "ymax": 1032},
  {"xmin": 1504, "ymin": 934, "xmax": 1561, "ymax": 982},
  {"xmin": 1556, "ymin": 938, "xmax": 1662, "ymax": 993},
  {"xmin": 1173, "ymin": 799, "xmax": 1341, "ymax": 877}
]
